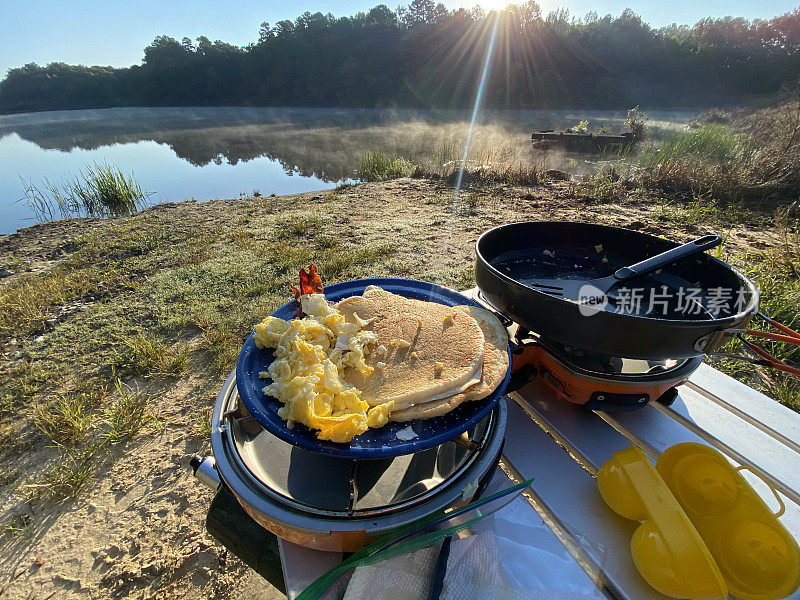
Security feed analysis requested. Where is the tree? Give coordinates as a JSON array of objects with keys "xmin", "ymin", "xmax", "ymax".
[
  {"xmin": 2, "ymin": 3, "xmax": 799, "ymax": 113},
  {"xmin": 259, "ymin": 22, "xmax": 272, "ymax": 43},
  {"xmin": 365, "ymin": 5, "xmax": 398, "ymax": 29}
]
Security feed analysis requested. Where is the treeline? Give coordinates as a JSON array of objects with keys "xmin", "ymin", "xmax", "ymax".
[{"xmin": 1, "ymin": 1, "xmax": 799, "ymax": 113}]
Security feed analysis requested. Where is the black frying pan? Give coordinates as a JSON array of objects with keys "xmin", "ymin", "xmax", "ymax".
[{"xmin": 475, "ymin": 222, "xmax": 760, "ymax": 359}]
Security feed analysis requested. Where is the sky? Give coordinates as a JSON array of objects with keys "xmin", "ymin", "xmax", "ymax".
[{"xmin": 1, "ymin": 0, "xmax": 797, "ymax": 80}]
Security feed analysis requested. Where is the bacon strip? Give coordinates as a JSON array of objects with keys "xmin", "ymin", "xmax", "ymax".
[{"xmin": 291, "ymin": 264, "xmax": 324, "ymax": 315}]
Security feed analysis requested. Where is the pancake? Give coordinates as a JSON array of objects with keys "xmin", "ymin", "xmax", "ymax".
[
  {"xmin": 390, "ymin": 305, "xmax": 509, "ymax": 422},
  {"xmin": 336, "ymin": 286, "xmax": 485, "ymax": 411}
]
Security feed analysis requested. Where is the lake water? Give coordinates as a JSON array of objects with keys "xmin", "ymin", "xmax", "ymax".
[{"xmin": 0, "ymin": 107, "xmax": 698, "ymax": 234}]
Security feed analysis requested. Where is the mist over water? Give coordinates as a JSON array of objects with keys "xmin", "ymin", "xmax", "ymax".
[{"xmin": 0, "ymin": 106, "xmax": 698, "ymax": 233}]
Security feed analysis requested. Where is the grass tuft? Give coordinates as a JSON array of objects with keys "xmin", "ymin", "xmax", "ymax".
[
  {"xmin": 1, "ymin": 514, "xmax": 34, "ymax": 539},
  {"xmin": 192, "ymin": 407, "xmax": 213, "ymax": 440},
  {"xmin": 33, "ymin": 387, "xmax": 105, "ymax": 446},
  {"xmin": 636, "ymin": 124, "xmax": 754, "ymax": 201},
  {"xmin": 22, "ymin": 162, "xmax": 149, "ymax": 221},
  {"xmin": 0, "ymin": 423, "xmax": 26, "ymax": 457},
  {"xmin": 275, "ymin": 215, "xmax": 324, "ymax": 239},
  {"xmin": 25, "ymin": 444, "xmax": 98, "ymax": 502},
  {"xmin": 635, "ymin": 92, "xmax": 800, "ymax": 206},
  {"xmin": 104, "ymin": 380, "xmax": 157, "ymax": 444},
  {"xmin": 576, "ymin": 167, "xmax": 631, "ymax": 204},
  {"xmin": 0, "ymin": 265, "xmax": 111, "ymax": 340},
  {"xmin": 200, "ymin": 326, "xmax": 241, "ymax": 373},
  {"xmin": 0, "ymin": 361, "xmax": 55, "ymax": 416},
  {"xmin": 112, "ymin": 333, "xmax": 188, "ymax": 377},
  {"xmin": 358, "ymin": 150, "xmax": 413, "ymax": 181}
]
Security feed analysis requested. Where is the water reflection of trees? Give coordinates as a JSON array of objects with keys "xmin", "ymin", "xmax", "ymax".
[{"xmin": 0, "ymin": 107, "xmax": 696, "ymax": 181}]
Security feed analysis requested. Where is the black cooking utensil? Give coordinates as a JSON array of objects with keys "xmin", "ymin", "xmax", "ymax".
[
  {"xmin": 475, "ymin": 222, "xmax": 759, "ymax": 360},
  {"xmin": 528, "ymin": 234, "xmax": 722, "ymax": 300}
]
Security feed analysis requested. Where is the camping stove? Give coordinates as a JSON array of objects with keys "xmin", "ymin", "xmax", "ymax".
[
  {"xmin": 191, "ymin": 371, "xmax": 506, "ymax": 583},
  {"xmin": 190, "ymin": 283, "xmax": 702, "ymax": 590},
  {"xmin": 463, "ymin": 287, "xmax": 703, "ymax": 411}
]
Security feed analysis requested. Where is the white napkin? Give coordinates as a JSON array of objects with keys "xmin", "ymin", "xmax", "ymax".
[
  {"xmin": 441, "ymin": 530, "xmax": 599, "ymax": 600},
  {"xmin": 343, "ymin": 544, "xmax": 439, "ymax": 600}
]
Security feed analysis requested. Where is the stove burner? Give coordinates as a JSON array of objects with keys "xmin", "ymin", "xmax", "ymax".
[
  {"xmin": 208, "ymin": 373, "xmax": 508, "ymax": 552},
  {"xmin": 226, "ymin": 391, "xmax": 494, "ymax": 519},
  {"xmin": 470, "ymin": 288, "xmax": 703, "ymax": 411},
  {"xmin": 519, "ymin": 327, "xmax": 691, "ymax": 378}
]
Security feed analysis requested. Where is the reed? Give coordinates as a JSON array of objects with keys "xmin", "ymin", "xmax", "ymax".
[
  {"xmin": 22, "ymin": 162, "xmax": 149, "ymax": 221},
  {"xmin": 357, "ymin": 150, "xmax": 413, "ymax": 181},
  {"xmin": 640, "ymin": 124, "xmax": 752, "ymax": 167},
  {"xmin": 637, "ymin": 91, "xmax": 800, "ymax": 206}
]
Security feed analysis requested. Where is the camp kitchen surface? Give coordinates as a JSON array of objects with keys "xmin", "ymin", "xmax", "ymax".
[
  {"xmin": 274, "ymin": 321, "xmax": 800, "ymax": 599},
  {"xmin": 190, "ymin": 223, "xmax": 800, "ymax": 599}
]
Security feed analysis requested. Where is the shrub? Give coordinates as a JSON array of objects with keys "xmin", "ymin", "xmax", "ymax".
[{"xmin": 626, "ymin": 106, "xmax": 648, "ymax": 140}]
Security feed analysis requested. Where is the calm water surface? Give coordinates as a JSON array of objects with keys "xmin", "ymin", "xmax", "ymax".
[{"xmin": 0, "ymin": 107, "xmax": 698, "ymax": 234}]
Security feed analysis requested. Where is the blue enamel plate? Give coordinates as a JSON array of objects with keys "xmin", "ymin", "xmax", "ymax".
[{"xmin": 235, "ymin": 277, "xmax": 512, "ymax": 459}]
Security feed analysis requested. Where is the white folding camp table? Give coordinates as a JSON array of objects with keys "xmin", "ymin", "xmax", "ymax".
[{"xmin": 277, "ymin": 361, "xmax": 800, "ymax": 599}]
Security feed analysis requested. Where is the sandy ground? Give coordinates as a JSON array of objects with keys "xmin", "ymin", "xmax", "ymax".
[{"xmin": 0, "ymin": 177, "xmax": 783, "ymax": 600}]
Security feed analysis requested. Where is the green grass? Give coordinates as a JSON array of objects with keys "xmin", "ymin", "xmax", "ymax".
[
  {"xmin": 358, "ymin": 150, "xmax": 413, "ymax": 182},
  {"xmin": 25, "ymin": 444, "xmax": 99, "ymax": 502},
  {"xmin": 636, "ymin": 125, "xmax": 754, "ymax": 201},
  {"xmin": 104, "ymin": 380, "xmax": 157, "ymax": 444},
  {"xmin": 3, "ymin": 163, "xmax": 797, "ymax": 515},
  {"xmin": 0, "ymin": 264, "xmax": 115, "ymax": 340},
  {"xmin": 112, "ymin": 333, "xmax": 189, "ymax": 377},
  {"xmin": 0, "ymin": 423, "xmax": 26, "ymax": 457},
  {"xmin": 433, "ymin": 137, "xmax": 459, "ymax": 170},
  {"xmin": 709, "ymin": 221, "xmax": 800, "ymax": 409},
  {"xmin": 19, "ymin": 380, "xmax": 156, "ymax": 503},
  {"xmin": 0, "ymin": 190, "xmax": 401, "ymax": 505},
  {"xmin": 575, "ymin": 167, "xmax": 630, "ymax": 204},
  {"xmin": 22, "ymin": 161, "xmax": 149, "ymax": 221},
  {"xmin": 315, "ymin": 235, "xmax": 338, "ymax": 249},
  {"xmin": 192, "ymin": 407, "xmax": 213, "ymax": 440},
  {"xmin": 1, "ymin": 514, "xmax": 33, "ymax": 539},
  {"xmin": 0, "ymin": 360, "xmax": 55, "ymax": 416},
  {"xmin": 33, "ymin": 386, "xmax": 106, "ymax": 446},
  {"xmin": 275, "ymin": 215, "xmax": 324, "ymax": 239},
  {"xmin": 454, "ymin": 193, "xmax": 481, "ymax": 216},
  {"xmin": 634, "ymin": 97, "xmax": 800, "ymax": 206},
  {"xmin": 0, "ymin": 464, "xmax": 20, "ymax": 488},
  {"xmin": 640, "ymin": 124, "xmax": 752, "ymax": 167},
  {"xmin": 653, "ymin": 194, "xmax": 760, "ymax": 228}
]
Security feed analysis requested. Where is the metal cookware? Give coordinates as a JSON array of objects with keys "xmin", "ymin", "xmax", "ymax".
[
  {"xmin": 208, "ymin": 373, "xmax": 507, "ymax": 552},
  {"xmin": 475, "ymin": 221, "xmax": 759, "ymax": 360}
]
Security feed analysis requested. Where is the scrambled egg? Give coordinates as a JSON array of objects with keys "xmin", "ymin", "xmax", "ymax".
[{"xmin": 254, "ymin": 294, "xmax": 392, "ymax": 443}]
